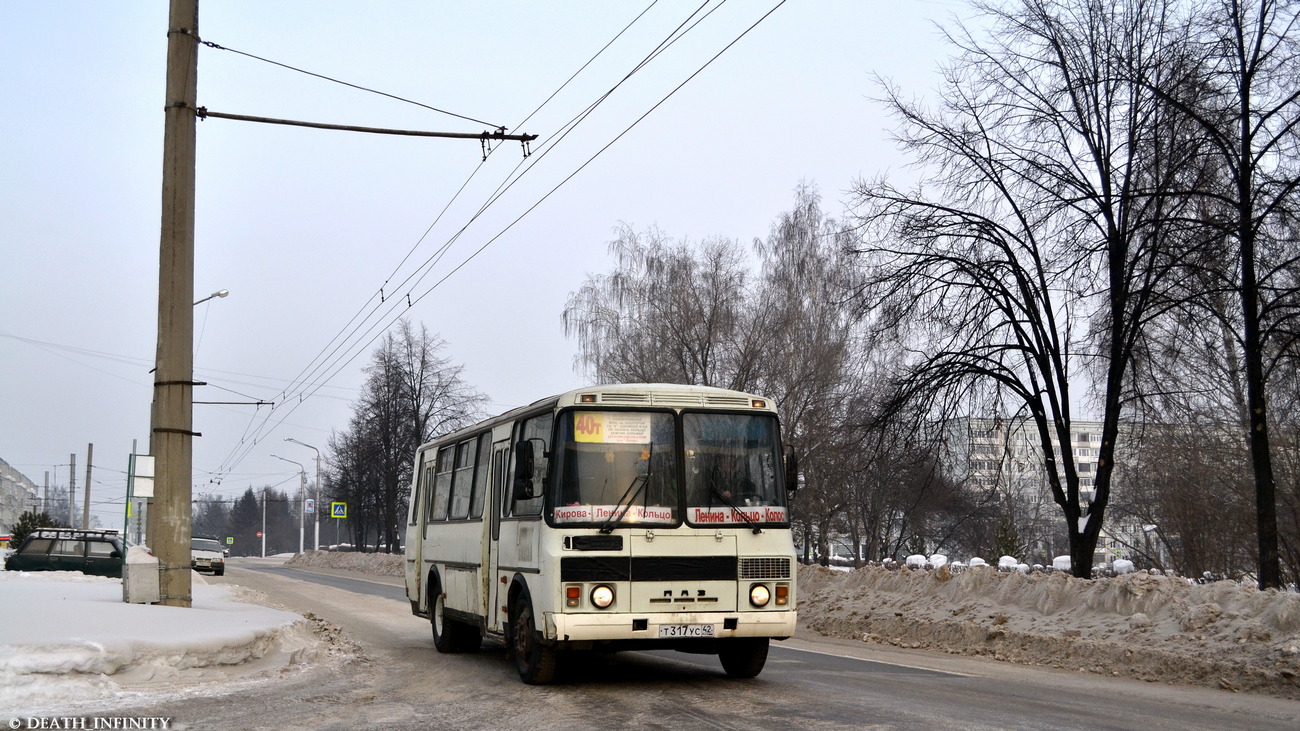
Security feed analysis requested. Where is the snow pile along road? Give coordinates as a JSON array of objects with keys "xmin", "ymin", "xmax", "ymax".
[
  {"xmin": 285, "ymin": 549, "xmax": 404, "ymax": 576},
  {"xmin": 0, "ymin": 570, "xmax": 329, "ymax": 716},
  {"xmin": 274, "ymin": 550, "xmax": 1300, "ymax": 698},
  {"xmin": 799, "ymin": 564, "xmax": 1300, "ymax": 698}
]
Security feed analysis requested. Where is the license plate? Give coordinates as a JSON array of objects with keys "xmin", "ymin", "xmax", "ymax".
[{"xmin": 658, "ymin": 624, "xmax": 715, "ymax": 638}]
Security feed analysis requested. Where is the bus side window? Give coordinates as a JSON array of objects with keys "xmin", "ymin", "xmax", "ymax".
[
  {"xmin": 511, "ymin": 413, "xmax": 551, "ymax": 517},
  {"xmin": 431, "ymin": 445, "xmax": 454, "ymax": 522},
  {"xmin": 449, "ymin": 438, "xmax": 476, "ymax": 520},
  {"xmin": 469, "ymin": 432, "xmax": 490, "ymax": 520}
]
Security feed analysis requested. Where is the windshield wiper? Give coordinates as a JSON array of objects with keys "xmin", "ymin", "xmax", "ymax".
[
  {"xmin": 710, "ymin": 486, "xmax": 762, "ymax": 534},
  {"xmin": 598, "ymin": 474, "xmax": 648, "ymax": 534}
]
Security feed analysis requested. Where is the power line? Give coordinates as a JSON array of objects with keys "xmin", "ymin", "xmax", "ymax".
[
  {"xmin": 253, "ymin": 1, "xmax": 676, "ymax": 419},
  {"xmin": 261, "ymin": 0, "xmax": 724, "ymax": 410},
  {"xmin": 195, "ymin": 35, "xmax": 503, "ymax": 129},
  {"xmin": 207, "ymin": 3, "xmax": 687, "ymax": 477},
  {"xmin": 207, "ymin": 1, "xmax": 788, "ymax": 480}
]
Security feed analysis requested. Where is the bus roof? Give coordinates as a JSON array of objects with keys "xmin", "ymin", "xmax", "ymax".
[{"xmin": 418, "ymin": 383, "xmax": 778, "ymax": 452}]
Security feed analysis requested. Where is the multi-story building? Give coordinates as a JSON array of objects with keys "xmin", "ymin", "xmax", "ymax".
[
  {"xmin": 0, "ymin": 457, "xmax": 41, "ymax": 534},
  {"xmin": 944, "ymin": 417, "xmax": 1141, "ymax": 567}
]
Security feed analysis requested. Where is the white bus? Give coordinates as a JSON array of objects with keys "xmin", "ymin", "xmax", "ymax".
[{"xmin": 404, "ymin": 383, "xmax": 800, "ymax": 684}]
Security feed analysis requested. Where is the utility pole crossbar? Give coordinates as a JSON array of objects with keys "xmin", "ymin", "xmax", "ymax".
[{"xmin": 193, "ymin": 107, "xmax": 538, "ymax": 143}]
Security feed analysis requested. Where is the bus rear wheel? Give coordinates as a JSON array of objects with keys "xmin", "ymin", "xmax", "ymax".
[
  {"xmin": 718, "ymin": 637, "xmax": 769, "ymax": 679},
  {"xmin": 512, "ymin": 598, "xmax": 559, "ymax": 684},
  {"xmin": 430, "ymin": 577, "xmax": 480, "ymax": 653}
]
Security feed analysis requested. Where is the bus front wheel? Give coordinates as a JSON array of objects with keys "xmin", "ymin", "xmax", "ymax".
[
  {"xmin": 512, "ymin": 598, "xmax": 559, "ymax": 684},
  {"xmin": 718, "ymin": 637, "xmax": 769, "ymax": 679}
]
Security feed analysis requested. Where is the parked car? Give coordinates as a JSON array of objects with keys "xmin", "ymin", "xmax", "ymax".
[
  {"xmin": 3, "ymin": 528, "xmax": 125, "ymax": 578},
  {"xmin": 190, "ymin": 536, "xmax": 226, "ymax": 576}
]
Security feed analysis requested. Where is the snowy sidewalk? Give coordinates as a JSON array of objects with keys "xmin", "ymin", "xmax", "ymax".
[{"xmin": 0, "ymin": 568, "xmax": 317, "ymax": 717}]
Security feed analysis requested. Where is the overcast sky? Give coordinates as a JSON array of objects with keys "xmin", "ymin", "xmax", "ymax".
[{"xmin": 1, "ymin": 1, "xmax": 974, "ymax": 530}]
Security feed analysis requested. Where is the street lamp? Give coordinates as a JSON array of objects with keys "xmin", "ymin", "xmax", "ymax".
[
  {"xmin": 284, "ymin": 438, "xmax": 321, "ymax": 551},
  {"xmin": 271, "ymin": 454, "xmax": 306, "ymax": 554},
  {"xmin": 193, "ymin": 288, "xmax": 229, "ymax": 306}
]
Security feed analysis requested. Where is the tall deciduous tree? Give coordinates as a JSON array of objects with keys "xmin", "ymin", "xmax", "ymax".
[
  {"xmin": 1143, "ymin": 0, "xmax": 1300, "ymax": 588},
  {"xmin": 564, "ymin": 225, "xmax": 760, "ymax": 389},
  {"xmin": 565, "ymin": 186, "xmax": 945, "ymax": 563},
  {"xmin": 849, "ymin": 0, "xmax": 1192, "ymax": 577},
  {"xmin": 326, "ymin": 320, "xmax": 485, "ymax": 552}
]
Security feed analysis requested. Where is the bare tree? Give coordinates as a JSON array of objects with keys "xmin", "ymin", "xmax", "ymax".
[
  {"xmin": 564, "ymin": 226, "xmax": 761, "ymax": 388},
  {"xmin": 326, "ymin": 320, "xmax": 485, "ymax": 552},
  {"xmin": 1112, "ymin": 423, "xmax": 1257, "ymax": 577},
  {"xmin": 564, "ymin": 186, "xmax": 882, "ymax": 565},
  {"xmin": 1136, "ymin": 0, "xmax": 1300, "ymax": 588},
  {"xmin": 849, "ymin": 0, "xmax": 1193, "ymax": 577}
]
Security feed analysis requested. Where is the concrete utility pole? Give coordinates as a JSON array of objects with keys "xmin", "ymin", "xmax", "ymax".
[
  {"xmin": 312, "ymin": 452, "xmax": 320, "ymax": 550},
  {"xmin": 68, "ymin": 453, "xmax": 76, "ymax": 529},
  {"xmin": 83, "ymin": 443, "xmax": 93, "ymax": 530},
  {"xmin": 151, "ymin": 0, "xmax": 200, "ymax": 608}
]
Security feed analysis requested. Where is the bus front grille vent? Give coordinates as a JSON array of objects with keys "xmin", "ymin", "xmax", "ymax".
[
  {"xmin": 704, "ymin": 395, "xmax": 753, "ymax": 408},
  {"xmin": 739, "ymin": 557, "xmax": 791, "ymax": 580},
  {"xmin": 598, "ymin": 392, "xmax": 653, "ymax": 405},
  {"xmin": 649, "ymin": 391, "xmax": 708, "ymax": 406}
]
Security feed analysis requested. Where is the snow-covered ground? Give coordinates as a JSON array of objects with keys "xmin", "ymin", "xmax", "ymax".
[
  {"xmin": 6, "ymin": 549, "xmax": 1300, "ymax": 720},
  {"xmin": 0, "ymin": 563, "xmax": 332, "ymax": 717}
]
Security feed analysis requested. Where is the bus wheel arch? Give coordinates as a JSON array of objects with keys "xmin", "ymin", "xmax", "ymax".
[
  {"xmin": 509, "ymin": 578, "xmax": 559, "ymax": 684},
  {"xmin": 428, "ymin": 568, "xmax": 480, "ymax": 653}
]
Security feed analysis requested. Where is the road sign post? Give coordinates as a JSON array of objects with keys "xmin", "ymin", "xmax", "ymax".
[{"xmin": 330, "ymin": 502, "xmax": 347, "ymax": 550}]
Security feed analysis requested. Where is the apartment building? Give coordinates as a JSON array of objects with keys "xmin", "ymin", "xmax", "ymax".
[
  {"xmin": 0, "ymin": 457, "xmax": 40, "ymax": 533},
  {"xmin": 945, "ymin": 416, "xmax": 1140, "ymax": 567}
]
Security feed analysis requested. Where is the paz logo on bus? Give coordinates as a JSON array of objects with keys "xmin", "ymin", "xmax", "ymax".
[{"xmin": 331, "ymin": 501, "xmax": 347, "ymax": 518}]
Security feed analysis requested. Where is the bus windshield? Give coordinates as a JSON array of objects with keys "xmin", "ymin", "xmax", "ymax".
[
  {"xmin": 548, "ymin": 409, "xmax": 788, "ymax": 528},
  {"xmin": 552, "ymin": 410, "xmax": 678, "ymax": 526},
  {"xmin": 683, "ymin": 413, "xmax": 787, "ymax": 525}
]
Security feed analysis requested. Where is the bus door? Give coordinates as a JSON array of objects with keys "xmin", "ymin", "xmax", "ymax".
[
  {"xmin": 487, "ymin": 438, "xmax": 511, "ymax": 632},
  {"xmin": 407, "ymin": 449, "xmax": 434, "ymax": 611}
]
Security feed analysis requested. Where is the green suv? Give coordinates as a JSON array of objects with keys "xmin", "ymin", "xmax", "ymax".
[{"xmin": 3, "ymin": 528, "xmax": 125, "ymax": 578}]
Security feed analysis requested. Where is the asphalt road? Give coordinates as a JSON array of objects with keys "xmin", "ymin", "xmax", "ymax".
[{"xmin": 110, "ymin": 558, "xmax": 1300, "ymax": 730}]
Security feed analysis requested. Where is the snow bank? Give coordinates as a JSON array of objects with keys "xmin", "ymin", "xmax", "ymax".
[
  {"xmin": 798, "ymin": 564, "xmax": 1300, "ymax": 698},
  {"xmin": 285, "ymin": 549, "xmax": 404, "ymax": 576},
  {"xmin": 0, "ymin": 570, "xmax": 327, "ymax": 716}
]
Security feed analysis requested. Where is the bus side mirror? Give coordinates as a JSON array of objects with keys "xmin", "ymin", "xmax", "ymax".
[
  {"xmin": 784, "ymin": 448, "xmax": 800, "ymax": 491},
  {"xmin": 514, "ymin": 440, "xmax": 537, "ymax": 500}
]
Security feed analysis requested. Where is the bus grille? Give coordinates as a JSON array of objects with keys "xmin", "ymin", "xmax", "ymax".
[{"xmin": 739, "ymin": 557, "xmax": 791, "ymax": 580}]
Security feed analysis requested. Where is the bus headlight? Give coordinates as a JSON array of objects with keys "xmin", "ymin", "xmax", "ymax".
[
  {"xmin": 749, "ymin": 583, "xmax": 771, "ymax": 608},
  {"xmin": 590, "ymin": 584, "xmax": 615, "ymax": 609}
]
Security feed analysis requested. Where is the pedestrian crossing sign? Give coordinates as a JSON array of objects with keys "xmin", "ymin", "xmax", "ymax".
[{"xmin": 331, "ymin": 501, "xmax": 347, "ymax": 519}]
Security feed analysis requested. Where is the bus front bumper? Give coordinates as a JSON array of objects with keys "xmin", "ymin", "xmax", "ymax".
[{"xmin": 547, "ymin": 609, "xmax": 796, "ymax": 642}]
